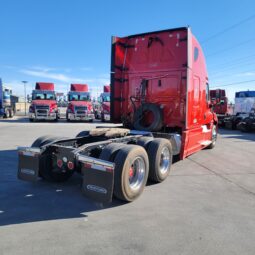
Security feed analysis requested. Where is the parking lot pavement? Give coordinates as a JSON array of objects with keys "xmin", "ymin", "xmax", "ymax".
[{"xmin": 0, "ymin": 117, "xmax": 255, "ymax": 255}]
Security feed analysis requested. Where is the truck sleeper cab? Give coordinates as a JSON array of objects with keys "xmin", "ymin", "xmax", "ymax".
[
  {"xmin": 111, "ymin": 27, "xmax": 217, "ymax": 158},
  {"xmin": 0, "ymin": 78, "xmax": 14, "ymax": 118},
  {"xmin": 66, "ymin": 84, "xmax": 94, "ymax": 122},
  {"xmin": 18, "ymin": 27, "xmax": 217, "ymax": 203},
  {"xmin": 100, "ymin": 85, "xmax": 111, "ymax": 122},
  {"xmin": 29, "ymin": 82, "xmax": 58, "ymax": 122}
]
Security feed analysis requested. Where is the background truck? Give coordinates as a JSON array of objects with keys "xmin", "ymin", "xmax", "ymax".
[
  {"xmin": 0, "ymin": 78, "xmax": 14, "ymax": 118},
  {"xmin": 66, "ymin": 84, "xmax": 94, "ymax": 122},
  {"xmin": 99, "ymin": 85, "xmax": 111, "ymax": 122},
  {"xmin": 29, "ymin": 82, "xmax": 59, "ymax": 122},
  {"xmin": 18, "ymin": 27, "xmax": 217, "ymax": 203},
  {"xmin": 93, "ymin": 101, "xmax": 101, "ymax": 119},
  {"xmin": 224, "ymin": 90, "xmax": 255, "ymax": 129},
  {"xmin": 210, "ymin": 89, "xmax": 228, "ymax": 126}
]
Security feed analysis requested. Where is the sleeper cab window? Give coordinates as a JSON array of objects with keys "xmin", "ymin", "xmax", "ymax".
[{"xmin": 194, "ymin": 47, "xmax": 199, "ymax": 62}]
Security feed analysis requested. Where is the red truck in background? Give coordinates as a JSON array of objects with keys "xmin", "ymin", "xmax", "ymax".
[
  {"xmin": 18, "ymin": 27, "xmax": 218, "ymax": 203},
  {"xmin": 29, "ymin": 82, "xmax": 59, "ymax": 122},
  {"xmin": 100, "ymin": 85, "xmax": 111, "ymax": 122},
  {"xmin": 210, "ymin": 89, "xmax": 228, "ymax": 126},
  {"xmin": 66, "ymin": 84, "xmax": 94, "ymax": 122}
]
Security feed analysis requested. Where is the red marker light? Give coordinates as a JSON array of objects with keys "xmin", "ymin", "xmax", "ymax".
[
  {"xmin": 57, "ymin": 159, "xmax": 63, "ymax": 168},
  {"xmin": 67, "ymin": 161, "xmax": 74, "ymax": 170}
]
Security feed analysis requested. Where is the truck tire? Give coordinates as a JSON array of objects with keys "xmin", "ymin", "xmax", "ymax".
[
  {"xmin": 31, "ymin": 135, "xmax": 74, "ymax": 182},
  {"xmin": 137, "ymin": 137, "xmax": 154, "ymax": 149},
  {"xmin": 239, "ymin": 118, "xmax": 252, "ymax": 133},
  {"xmin": 31, "ymin": 135, "xmax": 63, "ymax": 147},
  {"xmin": 76, "ymin": 131, "xmax": 90, "ymax": 137},
  {"xmin": 133, "ymin": 103, "xmax": 163, "ymax": 132},
  {"xmin": 29, "ymin": 118, "xmax": 34, "ymax": 122},
  {"xmin": 99, "ymin": 143, "xmax": 125, "ymax": 161},
  {"xmin": 147, "ymin": 138, "xmax": 173, "ymax": 183},
  {"xmin": 113, "ymin": 145, "xmax": 149, "ymax": 202},
  {"xmin": 3, "ymin": 109, "xmax": 8, "ymax": 118},
  {"xmin": 9, "ymin": 109, "xmax": 14, "ymax": 118},
  {"xmin": 207, "ymin": 125, "xmax": 217, "ymax": 149}
]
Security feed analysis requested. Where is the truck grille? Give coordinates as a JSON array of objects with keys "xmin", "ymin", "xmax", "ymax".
[
  {"xmin": 75, "ymin": 106, "xmax": 87, "ymax": 115},
  {"xmin": 35, "ymin": 105, "xmax": 49, "ymax": 117}
]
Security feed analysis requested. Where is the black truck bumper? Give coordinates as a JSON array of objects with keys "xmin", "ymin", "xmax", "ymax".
[{"xmin": 17, "ymin": 147, "xmax": 115, "ymax": 203}]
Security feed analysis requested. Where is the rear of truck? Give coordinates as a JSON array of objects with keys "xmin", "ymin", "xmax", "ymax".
[
  {"xmin": 18, "ymin": 27, "xmax": 217, "ymax": 203},
  {"xmin": 66, "ymin": 84, "xmax": 94, "ymax": 122},
  {"xmin": 111, "ymin": 27, "xmax": 216, "ymax": 158},
  {"xmin": 110, "ymin": 28, "xmax": 188, "ymax": 131},
  {"xmin": 29, "ymin": 82, "xmax": 59, "ymax": 121},
  {"xmin": 210, "ymin": 89, "xmax": 228, "ymax": 126}
]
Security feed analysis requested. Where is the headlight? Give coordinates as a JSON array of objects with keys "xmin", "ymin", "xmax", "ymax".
[{"xmin": 29, "ymin": 105, "xmax": 35, "ymax": 113}]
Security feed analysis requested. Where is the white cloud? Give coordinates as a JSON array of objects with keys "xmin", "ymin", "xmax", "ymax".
[
  {"xmin": 2, "ymin": 67, "xmax": 110, "ymax": 98},
  {"xmin": 20, "ymin": 68, "xmax": 85, "ymax": 83},
  {"xmin": 235, "ymin": 72, "xmax": 255, "ymax": 77}
]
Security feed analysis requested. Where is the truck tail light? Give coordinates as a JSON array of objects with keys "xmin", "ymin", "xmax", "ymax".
[
  {"xmin": 67, "ymin": 161, "xmax": 74, "ymax": 170},
  {"xmin": 57, "ymin": 159, "xmax": 63, "ymax": 168}
]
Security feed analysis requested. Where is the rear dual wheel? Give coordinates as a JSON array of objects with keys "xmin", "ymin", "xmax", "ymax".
[
  {"xmin": 99, "ymin": 138, "xmax": 173, "ymax": 202},
  {"xmin": 147, "ymin": 138, "xmax": 173, "ymax": 183},
  {"xmin": 99, "ymin": 144, "xmax": 149, "ymax": 202},
  {"xmin": 136, "ymin": 137, "xmax": 173, "ymax": 183}
]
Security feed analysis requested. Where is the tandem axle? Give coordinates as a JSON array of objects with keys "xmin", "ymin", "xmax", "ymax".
[{"xmin": 18, "ymin": 128, "xmax": 181, "ymax": 203}]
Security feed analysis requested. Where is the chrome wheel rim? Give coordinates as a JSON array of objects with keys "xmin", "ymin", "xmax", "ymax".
[
  {"xmin": 212, "ymin": 126, "xmax": 217, "ymax": 143},
  {"xmin": 159, "ymin": 146, "xmax": 170, "ymax": 175},
  {"xmin": 128, "ymin": 156, "xmax": 145, "ymax": 191}
]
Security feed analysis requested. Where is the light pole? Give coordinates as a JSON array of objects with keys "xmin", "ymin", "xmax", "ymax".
[{"xmin": 22, "ymin": 81, "xmax": 28, "ymax": 115}]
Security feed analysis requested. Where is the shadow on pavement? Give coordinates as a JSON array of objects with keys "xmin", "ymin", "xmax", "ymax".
[
  {"xmin": 218, "ymin": 128, "xmax": 255, "ymax": 142},
  {"xmin": 0, "ymin": 117, "xmax": 29, "ymax": 123},
  {"xmin": 0, "ymin": 149, "xmax": 125, "ymax": 227}
]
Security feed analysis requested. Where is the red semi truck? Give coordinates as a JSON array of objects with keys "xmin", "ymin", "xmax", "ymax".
[
  {"xmin": 100, "ymin": 85, "xmax": 111, "ymax": 122},
  {"xmin": 66, "ymin": 84, "xmax": 94, "ymax": 122},
  {"xmin": 18, "ymin": 27, "xmax": 217, "ymax": 203},
  {"xmin": 210, "ymin": 89, "xmax": 228, "ymax": 126},
  {"xmin": 29, "ymin": 82, "xmax": 59, "ymax": 122}
]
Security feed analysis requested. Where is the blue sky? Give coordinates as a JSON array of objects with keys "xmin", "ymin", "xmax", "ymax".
[{"xmin": 1, "ymin": 0, "xmax": 255, "ymax": 102}]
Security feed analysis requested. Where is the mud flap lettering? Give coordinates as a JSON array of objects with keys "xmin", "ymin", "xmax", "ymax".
[
  {"xmin": 82, "ymin": 163, "xmax": 114, "ymax": 203},
  {"xmin": 18, "ymin": 152, "xmax": 40, "ymax": 182}
]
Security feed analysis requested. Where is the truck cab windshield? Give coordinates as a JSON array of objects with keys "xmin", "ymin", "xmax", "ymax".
[
  {"xmin": 32, "ymin": 91, "xmax": 56, "ymax": 100},
  {"xmin": 102, "ymin": 93, "xmax": 110, "ymax": 102},
  {"xmin": 69, "ymin": 92, "xmax": 91, "ymax": 101}
]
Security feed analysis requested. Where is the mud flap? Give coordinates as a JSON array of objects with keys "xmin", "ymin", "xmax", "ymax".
[
  {"xmin": 81, "ymin": 162, "xmax": 114, "ymax": 203},
  {"xmin": 17, "ymin": 149, "xmax": 40, "ymax": 182}
]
